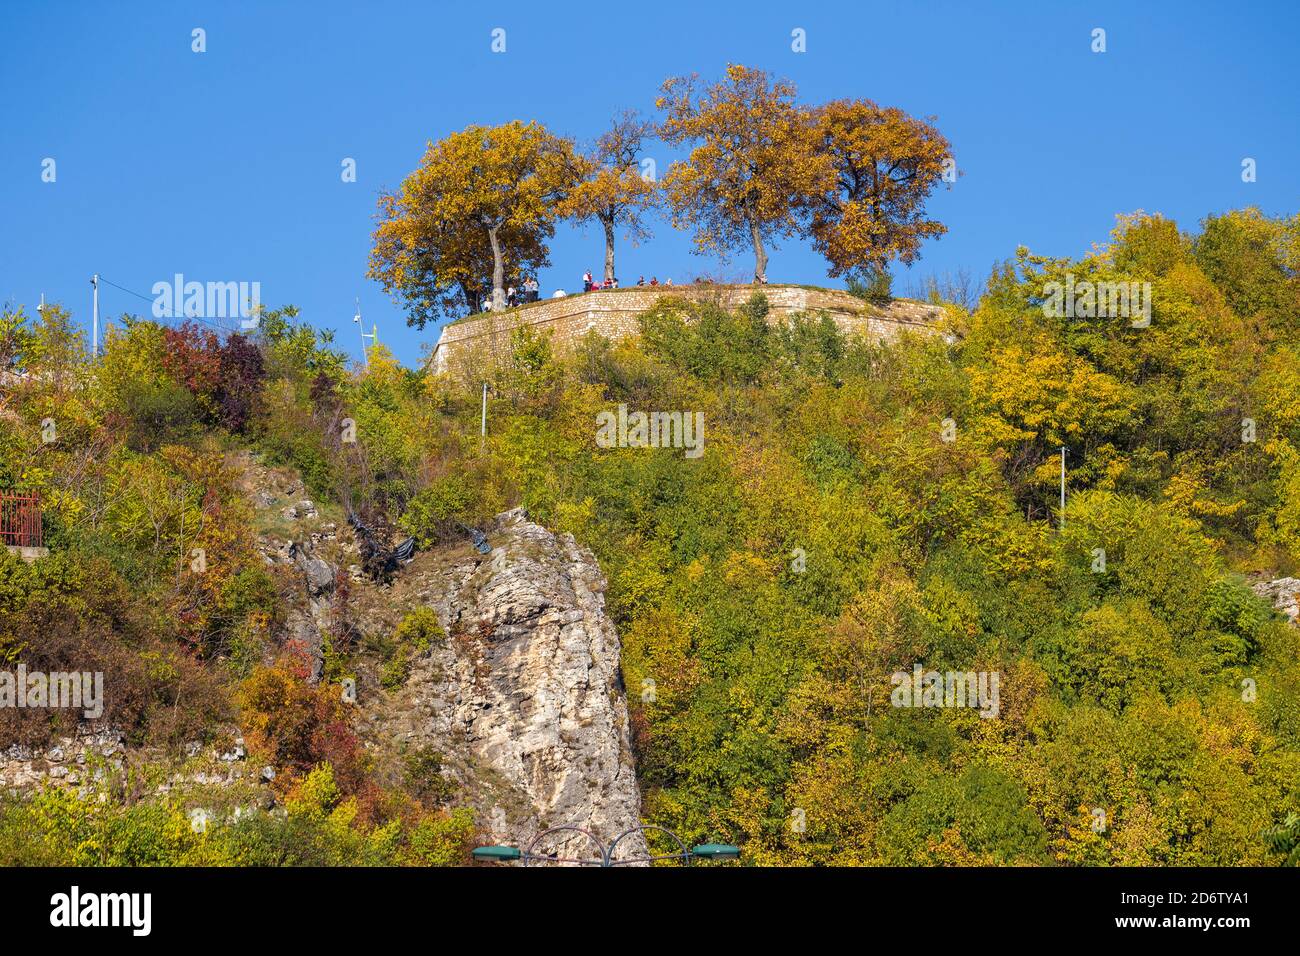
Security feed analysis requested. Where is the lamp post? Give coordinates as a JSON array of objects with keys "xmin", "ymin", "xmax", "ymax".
[
  {"xmin": 91, "ymin": 274, "xmax": 99, "ymax": 357},
  {"xmin": 353, "ymin": 298, "xmax": 377, "ymax": 368},
  {"xmin": 472, "ymin": 825, "xmax": 741, "ymax": 867}
]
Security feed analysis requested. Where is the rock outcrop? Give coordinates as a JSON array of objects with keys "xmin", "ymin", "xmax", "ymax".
[
  {"xmin": 233, "ymin": 452, "xmax": 344, "ymax": 683},
  {"xmin": 1, "ymin": 730, "xmax": 126, "ymax": 789},
  {"xmin": 8, "ymin": 454, "xmax": 645, "ymax": 862},
  {"xmin": 1254, "ymin": 577, "xmax": 1300, "ymax": 625},
  {"xmin": 361, "ymin": 509, "xmax": 645, "ymax": 862},
  {"xmin": 0, "ymin": 726, "xmax": 273, "ymax": 801}
]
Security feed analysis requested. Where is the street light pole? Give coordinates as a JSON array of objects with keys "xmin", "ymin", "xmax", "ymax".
[
  {"xmin": 91, "ymin": 274, "xmax": 99, "ymax": 357},
  {"xmin": 352, "ymin": 298, "xmax": 376, "ymax": 369}
]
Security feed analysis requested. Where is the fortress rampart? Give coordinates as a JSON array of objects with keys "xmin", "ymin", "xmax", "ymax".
[{"xmin": 428, "ymin": 284, "xmax": 943, "ymax": 375}]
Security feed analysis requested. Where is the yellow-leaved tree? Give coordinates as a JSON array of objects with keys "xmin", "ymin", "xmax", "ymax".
[
  {"xmin": 657, "ymin": 66, "xmax": 952, "ymax": 285},
  {"xmin": 804, "ymin": 98, "xmax": 952, "ymax": 280},
  {"xmin": 560, "ymin": 110, "xmax": 660, "ymax": 285},
  {"xmin": 369, "ymin": 121, "xmax": 579, "ymax": 325},
  {"xmin": 656, "ymin": 64, "xmax": 825, "ymax": 283}
]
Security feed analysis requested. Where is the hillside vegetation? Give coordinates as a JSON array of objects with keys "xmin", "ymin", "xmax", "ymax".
[{"xmin": 2, "ymin": 208, "xmax": 1300, "ymax": 865}]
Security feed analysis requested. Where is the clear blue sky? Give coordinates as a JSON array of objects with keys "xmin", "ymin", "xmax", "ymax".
[{"xmin": 3, "ymin": 0, "xmax": 1297, "ymax": 367}]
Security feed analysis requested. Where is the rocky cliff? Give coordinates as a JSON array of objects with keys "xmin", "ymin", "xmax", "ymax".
[
  {"xmin": 236, "ymin": 449, "xmax": 645, "ymax": 860},
  {"xmin": 355, "ymin": 509, "xmax": 644, "ymax": 860},
  {"xmin": 8, "ymin": 456, "xmax": 646, "ymax": 863},
  {"xmin": 1253, "ymin": 577, "xmax": 1300, "ymax": 626}
]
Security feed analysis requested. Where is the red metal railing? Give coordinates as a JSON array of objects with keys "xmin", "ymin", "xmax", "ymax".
[{"xmin": 0, "ymin": 489, "xmax": 42, "ymax": 548}]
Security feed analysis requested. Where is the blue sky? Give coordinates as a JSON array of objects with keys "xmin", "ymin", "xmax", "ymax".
[{"xmin": 2, "ymin": 0, "xmax": 1297, "ymax": 366}]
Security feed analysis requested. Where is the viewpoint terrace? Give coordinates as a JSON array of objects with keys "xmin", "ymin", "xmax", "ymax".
[{"xmin": 428, "ymin": 284, "xmax": 943, "ymax": 374}]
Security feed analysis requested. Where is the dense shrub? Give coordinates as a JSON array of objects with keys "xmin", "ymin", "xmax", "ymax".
[
  {"xmin": 0, "ymin": 551, "xmax": 229, "ymax": 749},
  {"xmin": 399, "ymin": 475, "xmax": 478, "ymax": 547},
  {"xmin": 0, "ymin": 767, "xmax": 475, "ymax": 867},
  {"xmin": 5, "ymin": 205, "xmax": 1300, "ymax": 866}
]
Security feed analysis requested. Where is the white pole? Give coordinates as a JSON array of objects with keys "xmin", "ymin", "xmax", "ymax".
[
  {"xmin": 91, "ymin": 274, "xmax": 99, "ymax": 356},
  {"xmin": 1059, "ymin": 446, "xmax": 1066, "ymax": 530},
  {"xmin": 481, "ymin": 382, "xmax": 488, "ymax": 437},
  {"xmin": 353, "ymin": 298, "xmax": 368, "ymax": 369}
]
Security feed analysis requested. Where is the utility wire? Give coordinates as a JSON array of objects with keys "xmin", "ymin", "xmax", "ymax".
[
  {"xmin": 96, "ymin": 275, "xmax": 245, "ymax": 335},
  {"xmin": 95, "ymin": 276, "xmax": 154, "ymax": 302}
]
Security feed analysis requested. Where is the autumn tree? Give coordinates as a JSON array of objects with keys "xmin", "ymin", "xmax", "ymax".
[
  {"xmin": 804, "ymin": 99, "xmax": 952, "ymax": 281},
  {"xmin": 23, "ymin": 303, "xmax": 87, "ymax": 396},
  {"xmin": 369, "ymin": 121, "xmax": 579, "ymax": 326},
  {"xmin": 160, "ymin": 323, "xmax": 264, "ymax": 432},
  {"xmin": 657, "ymin": 64, "xmax": 827, "ymax": 283},
  {"xmin": 1192, "ymin": 207, "xmax": 1300, "ymax": 326},
  {"xmin": 371, "ymin": 210, "xmax": 547, "ymax": 324},
  {"xmin": 560, "ymin": 110, "xmax": 660, "ymax": 285},
  {"xmin": 0, "ymin": 306, "xmax": 35, "ymax": 374}
]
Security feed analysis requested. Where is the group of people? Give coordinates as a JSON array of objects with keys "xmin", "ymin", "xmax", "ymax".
[
  {"xmin": 478, "ymin": 267, "xmax": 770, "ymax": 314},
  {"xmin": 582, "ymin": 270, "xmax": 674, "ymax": 292},
  {"xmin": 472, "ymin": 278, "xmax": 541, "ymax": 312},
  {"xmin": 503, "ymin": 277, "xmax": 541, "ymax": 308}
]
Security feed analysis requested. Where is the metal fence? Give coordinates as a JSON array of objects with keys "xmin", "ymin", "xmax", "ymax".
[{"xmin": 0, "ymin": 489, "xmax": 42, "ymax": 548}]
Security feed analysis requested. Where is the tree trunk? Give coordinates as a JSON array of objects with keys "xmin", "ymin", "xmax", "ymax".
[
  {"xmin": 459, "ymin": 280, "xmax": 478, "ymax": 314},
  {"xmin": 749, "ymin": 218, "xmax": 768, "ymax": 283},
  {"xmin": 487, "ymin": 225, "xmax": 505, "ymax": 310},
  {"xmin": 602, "ymin": 216, "xmax": 616, "ymax": 284}
]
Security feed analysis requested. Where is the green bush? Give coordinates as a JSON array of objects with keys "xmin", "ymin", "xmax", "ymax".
[
  {"xmin": 400, "ymin": 476, "xmax": 478, "ymax": 547},
  {"xmin": 380, "ymin": 608, "xmax": 444, "ymax": 689}
]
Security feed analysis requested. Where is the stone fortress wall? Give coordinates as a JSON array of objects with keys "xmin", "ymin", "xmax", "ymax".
[{"xmin": 428, "ymin": 284, "xmax": 943, "ymax": 375}]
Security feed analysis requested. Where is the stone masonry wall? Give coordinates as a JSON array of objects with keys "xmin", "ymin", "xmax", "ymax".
[{"xmin": 429, "ymin": 284, "xmax": 943, "ymax": 375}]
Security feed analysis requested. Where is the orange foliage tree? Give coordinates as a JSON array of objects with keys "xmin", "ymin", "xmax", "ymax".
[
  {"xmin": 560, "ymin": 110, "xmax": 660, "ymax": 285},
  {"xmin": 369, "ymin": 121, "xmax": 580, "ymax": 324},
  {"xmin": 804, "ymin": 99, "xmax": 952, "ymax": 280},
  {"xmin": 656, "ymin": 65, "xmax": 825, "ymax": 283},
  {"xmin": 239, "ymin": 661, "xmax": 369, "ymax": 797},
  {"xmin": 658, "ymin": 66, "xmax": 952, "ymax": 284}
]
